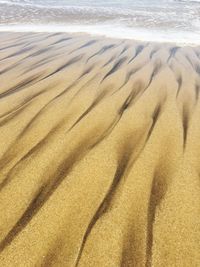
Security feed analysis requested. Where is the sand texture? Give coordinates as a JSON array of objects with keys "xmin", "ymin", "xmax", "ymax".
[{"xmin": 0, "ymin": 32, "xmax": 200, "ymax": 266}]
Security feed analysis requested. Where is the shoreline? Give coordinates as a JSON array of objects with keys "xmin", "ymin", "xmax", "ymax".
[{"xmin": 0, "ymin": 24, "xmax": 200, "ymax": 47}]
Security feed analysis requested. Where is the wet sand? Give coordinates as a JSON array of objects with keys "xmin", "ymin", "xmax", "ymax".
[{"xmin": 0, "ymin": 32, "xmax": 200, "ymax": 266}]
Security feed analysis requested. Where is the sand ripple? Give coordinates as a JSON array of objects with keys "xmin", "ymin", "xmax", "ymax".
[{"xmin": 0, "ymin": 32, "xmax": 200, "ymax": 266}]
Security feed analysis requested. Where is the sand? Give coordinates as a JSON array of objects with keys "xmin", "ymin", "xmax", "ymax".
[{"xmin": 0, "ymin": 31, "xmax": 200, "ymax": 267}]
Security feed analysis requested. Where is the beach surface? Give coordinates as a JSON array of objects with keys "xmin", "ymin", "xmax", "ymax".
[{"xmin": 0, "ymin": 32, "xmax": 200, "ymax": 266}]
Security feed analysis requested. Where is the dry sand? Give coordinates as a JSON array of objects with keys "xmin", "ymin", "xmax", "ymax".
[{"xmin": 0, "ymin": 32, "xmax": 200, "ymax": 267}]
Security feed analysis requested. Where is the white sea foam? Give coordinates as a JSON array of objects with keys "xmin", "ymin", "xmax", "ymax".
[{"xmin": 0, "ymin": 0, "xmax": 200, "ymax": 46}]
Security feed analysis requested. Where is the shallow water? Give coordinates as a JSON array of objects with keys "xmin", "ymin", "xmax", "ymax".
[{"xmin": 0, "ymin": 0, "xmax": 200, "ymax": 44}]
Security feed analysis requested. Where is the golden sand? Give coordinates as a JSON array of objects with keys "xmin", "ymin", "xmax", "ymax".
[{"xmin": 0, "ymin": 32, "xmax": 200, "ymax": 266}]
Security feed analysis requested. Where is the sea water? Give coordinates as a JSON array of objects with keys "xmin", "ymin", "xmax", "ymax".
[{"xmin": 0, "ymin": 0, "xmax": 200, "ymax": 45}]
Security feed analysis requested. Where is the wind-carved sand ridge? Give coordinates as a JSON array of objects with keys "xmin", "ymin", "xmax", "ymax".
[{"xmin": 0, "ymin": 32, "xmax": 200, "ymax": 267}]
